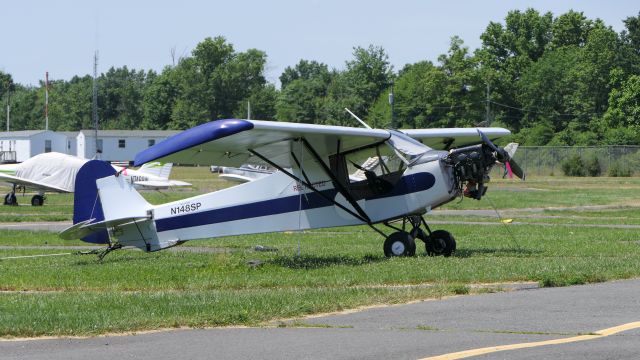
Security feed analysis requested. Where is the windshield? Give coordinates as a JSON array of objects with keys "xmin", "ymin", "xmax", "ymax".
[{"xmin": 385, "ymin": 130, "xmax": 431, "ymax": 164}]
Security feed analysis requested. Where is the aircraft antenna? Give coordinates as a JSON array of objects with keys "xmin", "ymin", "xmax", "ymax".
[{"xmin": 344, "ymin": 108, "xmax": 371, "ymax": 129}]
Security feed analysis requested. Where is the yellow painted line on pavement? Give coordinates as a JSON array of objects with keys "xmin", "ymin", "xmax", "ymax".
[{"xmin": 420, "ymin": 321, "xmax": 640, "ymax": 360}]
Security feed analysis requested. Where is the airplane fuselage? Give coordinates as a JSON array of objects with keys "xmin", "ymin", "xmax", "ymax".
[{"xmin": 111, "ymin": 153, "xmax": 457, "ymax": 251}]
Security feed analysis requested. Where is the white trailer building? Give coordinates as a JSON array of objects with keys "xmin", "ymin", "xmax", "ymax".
[
  {"xmin": 76, "ymin": 130, "xmax": 179, "ymax": 163},
  {"xmin": 0, "ymin": 130, "xmax": 70, "ymax": 162}
]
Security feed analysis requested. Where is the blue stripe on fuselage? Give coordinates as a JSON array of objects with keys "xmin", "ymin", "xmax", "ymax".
[{"xmin": 154, "ymin": 172, "xmax": 436, "ymax": 232}]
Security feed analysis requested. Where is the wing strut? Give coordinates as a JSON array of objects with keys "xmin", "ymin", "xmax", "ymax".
[
  {"xmin": 300, "ymin": 138, "xmax": 372, "ymax": 223},
  {"xmin": 248, "ymin": 148, "xmax": 371, "ymax": 225}
]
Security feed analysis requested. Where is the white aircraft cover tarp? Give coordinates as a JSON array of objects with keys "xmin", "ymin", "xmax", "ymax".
[{"xmin": 16, "ymin": 153, "xmax": 87, "ymax": 192}]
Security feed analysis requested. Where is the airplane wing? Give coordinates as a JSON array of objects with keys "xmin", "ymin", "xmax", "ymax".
[
  {"xmin": 134, "ymin": 119, "xmax": 391, "ymax": 168},
  {"xmin": 0, "ymin": 172, "xmax": 71, "ymax": 193},
  {"xmin": 400, "ymin": 127, "xmax": 511, "ymax": 150}
]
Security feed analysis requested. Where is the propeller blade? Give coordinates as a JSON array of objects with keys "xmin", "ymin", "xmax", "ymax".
[
  {"xmin": 477, "ymin": 129, "xmax": 500, "ymax": 153},
  {"xmin": 508, "ymin": 159, "xmax": 525, "ymax": 180},
  {"xmin": 478, "ymin": 129, "xmax": 525, "ymax": 180},
  {"xmin": 477, "ymin": 129, "xmax": 510, "ymax": 161}
]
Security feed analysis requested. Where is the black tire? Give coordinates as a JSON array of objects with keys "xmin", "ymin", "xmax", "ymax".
[
  {"xmin": 31, "ymin": 195, "xmax": 44, "ymax": 206},
  {"xmin": 383, "ymin": 231, "xmax": 416, "ymax": 257},
  {"xmin": 425, "ymin": 230, "xmax": 456, "ymax": 257},
  {"xmin": 4, "ymin": 193, "xmax": 17, "ymax": 206}
]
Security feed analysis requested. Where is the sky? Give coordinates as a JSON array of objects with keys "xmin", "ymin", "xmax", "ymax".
[{"xmin": 1, "ymin": 0, "xmax": 638, "ymax": 87}]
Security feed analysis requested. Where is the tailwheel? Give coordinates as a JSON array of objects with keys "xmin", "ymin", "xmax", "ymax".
[
  {"xmin": 31, "ymin": 195, "xmax": 45, "ymax": 206},
  {"xmin": 383, "ymin": 231, "xmax": 416, "ymax": 257},
  {"xmin": 425, "ymin": 230, "xmax": 456, "ymax": 257}
]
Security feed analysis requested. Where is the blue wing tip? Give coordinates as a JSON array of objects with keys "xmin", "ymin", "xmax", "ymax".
[{"xmin": 134, "ymin": 119, "xmax": 254, "ymax": 166}]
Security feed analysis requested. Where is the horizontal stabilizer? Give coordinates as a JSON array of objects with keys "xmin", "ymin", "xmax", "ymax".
[
  {"xmin": 59, "ymin": 216, "xmax": 150, "ymax": 240},
  {"xmin": 134, "ymin": 180, "xmax": 192, "ymax": 189}
]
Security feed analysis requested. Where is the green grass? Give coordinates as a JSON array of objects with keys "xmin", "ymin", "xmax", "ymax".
[
  {"xmin": 1, "ymin": 171, "xmax": 640, "ymax": 337},
  {"xmin": 1, "ymin": 222, "xmax": 640, "ymax": 337}
]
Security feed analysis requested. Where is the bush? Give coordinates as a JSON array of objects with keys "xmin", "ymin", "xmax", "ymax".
[
  {"xmin": 585, "ymin": 156, "xmax": 601, "ymax": 177},
  {"xmin": 608, "ymin": 161, "xmax": 633, "ymax": 177},
  {"xmin": 561, "ymin": 154, "xmax": 586, "ymax": 176}
]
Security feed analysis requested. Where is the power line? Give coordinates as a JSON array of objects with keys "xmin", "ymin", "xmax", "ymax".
[{"xmin": 489, "ymin": 100, "xmax": 603, "ymax": 117}]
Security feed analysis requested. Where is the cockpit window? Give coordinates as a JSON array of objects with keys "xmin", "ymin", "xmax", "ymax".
[{"xmin": 386, "ymin": 130, "xmax": 430, "ymax": 159}]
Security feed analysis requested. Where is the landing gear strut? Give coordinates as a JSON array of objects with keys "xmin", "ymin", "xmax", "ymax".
[{"xmin": 383, "ymin": 215, "xmax": 456, "ymax": 257}]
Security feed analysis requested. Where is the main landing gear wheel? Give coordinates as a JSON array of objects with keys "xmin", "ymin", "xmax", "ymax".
[
  {"xmin": 4, "ymin": 193, "xmax": 17, "ymax": 206},
  {"xmin": 425, "ymin": 230, "xmax": 456, "ymax": 257},
  {"xmin": 31, "ymin": 195, "xmax": 44, "ymax": 206},
  {"xmin": 383, "ymin": 231, "xmax": 416, "ymax": 257}
]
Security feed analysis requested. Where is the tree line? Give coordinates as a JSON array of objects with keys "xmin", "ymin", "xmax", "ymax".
[{"xmin": 1, "ymin": 9, "xmax": 639, "ymax": 146}]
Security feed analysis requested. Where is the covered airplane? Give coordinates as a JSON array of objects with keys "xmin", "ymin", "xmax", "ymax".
[
  {"xmin": 60, "ymin": 119, "xmax": 523, "ymax": 259},
  {"xmin": 0, "ymin": 152, "xmax": 191, "ymax": 206}
]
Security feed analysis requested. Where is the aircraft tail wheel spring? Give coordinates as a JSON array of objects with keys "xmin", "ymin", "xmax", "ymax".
[
  {"xmin": 383, "ymin": 231, "xmax": 416, "ymax": 257},
  {"xmin": 425, "ymin": 230, "xmax": 456, "ymax": 257}
]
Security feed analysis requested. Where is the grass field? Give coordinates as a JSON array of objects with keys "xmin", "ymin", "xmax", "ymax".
[{"xmin": 0, "ymin": 167, "xmax": 639, "ymax": 338}]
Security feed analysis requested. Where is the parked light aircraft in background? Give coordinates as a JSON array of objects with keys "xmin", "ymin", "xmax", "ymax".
[
  {"xmin": 60, "ymin": 119, "xmax": 523, "ymax": 259},
  {"xmin": 0, "ymin": 152, "xmax": 191, "ymax": 206},
  {"xmin": 213, "ymin": 164, "xmax": 276, "ymax": 183}
]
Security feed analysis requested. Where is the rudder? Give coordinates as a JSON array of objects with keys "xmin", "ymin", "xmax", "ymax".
[{"xmin": 73, "ymin": 160, "xmax": 117, "ymax": 244}]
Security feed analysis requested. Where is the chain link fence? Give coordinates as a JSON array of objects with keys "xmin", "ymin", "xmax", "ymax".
[{"xmin": 504, "ymin": 146, "xmax": 640, "ymax": 177}]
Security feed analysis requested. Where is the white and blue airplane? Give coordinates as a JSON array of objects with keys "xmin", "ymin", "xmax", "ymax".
[{"xmin": 59, "ymin": 119, "xmax": 523, "ymax": 259}]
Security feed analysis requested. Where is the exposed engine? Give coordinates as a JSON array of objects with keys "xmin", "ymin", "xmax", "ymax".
[
  {"xmin": 445, "ymin": 144, "xmax": 496, "ymax": 200},
  {"xmin": 443, "ymin": 131, "xmax": 525, "ymax": 200}
]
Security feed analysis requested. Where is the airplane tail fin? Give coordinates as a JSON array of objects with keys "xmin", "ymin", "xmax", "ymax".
[
  {"xmin": 65, "ymin": 160, "xmax": 151, "ymax": 244},
  {"xmin": 138, "ymin": 162, "xmax": 172, "ymax": 180},
  {"xmin": 71, "ymin": 160, "xmax": 116, "ymax": 244}
]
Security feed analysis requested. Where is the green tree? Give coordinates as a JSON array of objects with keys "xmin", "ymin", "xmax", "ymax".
[
  {"xmin": 516, "ymin": 46, "xmax": 582, "ymax": 131},
  {"xmin": 475, "ymin": 8, "xmax": 554, "ymax": 130},
  {"xmin": 279, "ymin": 60, "xmax": 331, "ymax": 89},
  {"xmin": 234, "ymin": 84, "xmax": 278, "ymax": 120},
  {"xmin": 168, "ymin": 36, "xmax": 270, "ymax": 128},
  {"xmin": 276, "ymin": 60, "xmax": 331, "ymax": 123},
  {"xmin": 550, "ymin": 10, "xmax": 594, "ymax": 48},
  {"xmin": 98, "ymin": 66, "xmax": 148, "ymax": 130},
  {"xmin": 324, "ymin": 45, "xmax": 393, "ymax": 125},
  {"xmin": 142, "ymin": 68, "xmax": 178, "ymax": 129},
  {"xmin": 47, "ymin": 76, "xmax": 92, "ymax": 131},
  {"xmin": 603, "ymin": 73, "xmax": 640, "ymax": 143}
]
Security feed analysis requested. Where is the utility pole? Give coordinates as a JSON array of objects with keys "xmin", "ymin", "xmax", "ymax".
[
  {"xmin": 92, "ymin": 51, "xmax": 100, "ymax": 158},
  {"xmin": 389, "ymin": 81, "xmax": 395, "ymax": 129},
  {"xmin": 45, "ymin": 71, "xmax": 49, "ymax": 131},
  {"xmin": 247, "ymin": 100, "xmax": 251, "ymax": 120},
  {"xmin": 5, "ymin": 87, "xmax": 9, "ymax": 132},
  {"xmin": 485, "ymin": 83, "xmax": 490, "ymax": 125}
]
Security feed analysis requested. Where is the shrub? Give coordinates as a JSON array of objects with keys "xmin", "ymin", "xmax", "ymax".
[
  {"xmin": 584, "ymin": 156, "xmax": 601, "ymax": 177},
  {"xmin": 608, "ymin": 161, "xmax": 633, "ymax": 177},
  {"xmin": 561, "ymin": 154, "xmax": 586, "ymax": 176}
]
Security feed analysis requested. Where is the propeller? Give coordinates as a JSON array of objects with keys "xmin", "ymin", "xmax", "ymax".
[{"xmin": 477, "ymin": 130, "xmax": 525, "ymax": 180}]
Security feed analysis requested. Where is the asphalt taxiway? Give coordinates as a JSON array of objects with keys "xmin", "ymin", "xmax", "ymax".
[{"xmin": 2, "ymin": 279, "xmax": 639, "ymax": 359}]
